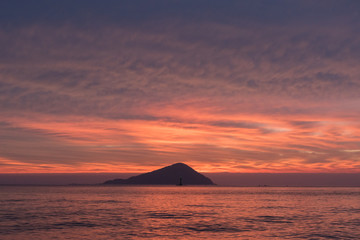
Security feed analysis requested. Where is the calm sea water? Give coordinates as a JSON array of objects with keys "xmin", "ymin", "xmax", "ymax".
[{"xmin": 0, "ymin": 186, "xmax": 359, "ymax": 239}]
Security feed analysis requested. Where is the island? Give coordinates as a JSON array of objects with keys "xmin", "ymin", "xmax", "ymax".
[{"xmin": 103, "ymin": 163, "xmax": 215, "ymax": 185}]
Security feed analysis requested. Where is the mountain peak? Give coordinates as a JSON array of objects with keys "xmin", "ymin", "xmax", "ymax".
[
  {"xmin": 171, "ymin": 162, "xmax": 188, "ymax": 167},
  {"xmin": 104, "ymin": 163, "xmax": 215, "ymax": 185}
]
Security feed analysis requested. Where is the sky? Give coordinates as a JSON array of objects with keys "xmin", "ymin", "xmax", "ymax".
[{"xmin": 1, "ymin": 0, "xmax": 360, "ymax": 174}]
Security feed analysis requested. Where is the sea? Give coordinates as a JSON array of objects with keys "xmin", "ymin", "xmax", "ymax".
[{"xmin": 0, "ymin": 186, "xmax": 359, "ymax": 239}]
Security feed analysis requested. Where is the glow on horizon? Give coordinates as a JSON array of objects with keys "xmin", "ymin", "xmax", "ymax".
[{"xmin": 1, "ymin": 108, "xmax": 359, "ymax": 173}]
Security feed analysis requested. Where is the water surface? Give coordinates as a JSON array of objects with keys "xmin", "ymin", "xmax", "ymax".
[{"xmin": 1, "ymin": 186, "xmax": 359, "ymax": 239}]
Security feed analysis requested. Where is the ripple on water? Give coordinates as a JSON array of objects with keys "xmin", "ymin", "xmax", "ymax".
[
  {"xmin": 185, "ymin": 203, "xmax": 225, "ymax": 208},
  {"xmin": 51, "ymin": 221, "xmax": 99, "ymax": 229},
  {"xmin": 0, "ymin": 199, "xmax": 37, "ymax": 203},
  {"xmin": 184, "ymin": 223, "xmax": 245, "ymax": 233},
  {"xmin": 145, "ymin": 211, "xmax": 194, "ymax": 219},
  {"xmin": 239, "ymin": 215, "xmax": 294, "ymax": 224}
]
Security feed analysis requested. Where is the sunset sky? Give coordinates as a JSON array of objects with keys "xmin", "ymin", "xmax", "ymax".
[{"xmin": 1, "ymin": 0, "xmax": 360, "ymax": 174}]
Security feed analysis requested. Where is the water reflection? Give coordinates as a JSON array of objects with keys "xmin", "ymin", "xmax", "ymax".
[{"xmin": 0, "ymin": 186, "xmax": 359, "ymax": 239}]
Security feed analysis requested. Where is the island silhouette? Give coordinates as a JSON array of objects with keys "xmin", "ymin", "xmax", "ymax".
[{"xmin": 103, "ymin": 163, "xmax": 215, "ymax": 185}]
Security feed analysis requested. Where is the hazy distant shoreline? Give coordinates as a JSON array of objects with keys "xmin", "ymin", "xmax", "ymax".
[
  {"xmin": 1, "ymin": 173, "xmax": 359, "ymax": 187},
  {"xmin": 1, "ymin": 185, "xmax": 360, "ymax": 188}
]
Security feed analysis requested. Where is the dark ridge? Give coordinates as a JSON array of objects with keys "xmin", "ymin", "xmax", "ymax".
[{"xmin": 103, "ymin": 163, "xmax": 215, "ymax": 185}]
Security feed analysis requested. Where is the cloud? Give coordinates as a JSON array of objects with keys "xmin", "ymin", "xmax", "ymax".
[
  {"xmin": 0, "ymin": 1, "xmax": 360, "ymax": 172},
  {"xmin": 1, "ymin": 24, "xmax": 359, "ymax": 117}
]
